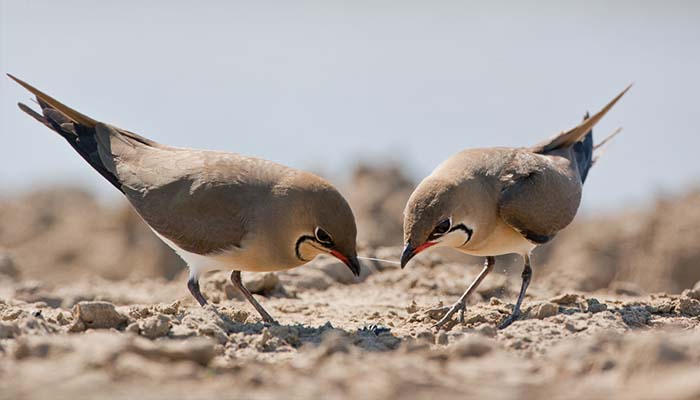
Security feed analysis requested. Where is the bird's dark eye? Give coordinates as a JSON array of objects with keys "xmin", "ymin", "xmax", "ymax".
[
  {"xmin": 314, "ymin": 227, "xmax": 333, "ymax": 245},
  {"xmin": 432, "ymin": 218, "xmax": 452, "ymax": 236}
]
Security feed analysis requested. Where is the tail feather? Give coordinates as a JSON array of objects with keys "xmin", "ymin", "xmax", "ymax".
[
  {"xmin": 17, "ymin": 102, "xmax": 51, "ymax": 128},
  {"xmin": 10, "ymin": 74, "xmax": 124, "ymax": 192},
  {"xmin": 533, "ymin": 84, "xmax": 631, "ymax": 153},
  {"xmin": 8, "ymin": 74, "xmax": 97, "ymax": 127},
  {"xmin": 9, "ymin": 74, "xmax": 157, "ymax": 147},
  {"xmin": 592, "ymin": 127, "xmax": 623, "ymax": 164},
  {"xmin": 593, "ymin": 127, "xmax": 622, "ymax": 152}
]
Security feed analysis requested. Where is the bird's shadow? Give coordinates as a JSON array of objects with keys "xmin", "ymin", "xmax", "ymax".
[{"xmin": 208, "ymin": 307, "xmax": 401, "ymax": 352}]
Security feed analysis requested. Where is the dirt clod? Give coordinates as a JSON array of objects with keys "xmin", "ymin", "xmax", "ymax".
[
  {"xmin": 138, "ymin": 314, "xmax": 172, "ymax": 339},
  {"xmin": 69, "ymin": 301, "xmax": 128, "ymax": 332},
  {"xmin": 585, "ymin": 298, "xmax": 608, "ymax": 313},
  {"xmin": 528, "ymin": 302, "xmax": 560, "ymax": 319},
  {"xmin": 677, "ymin": 297, "xmax": 700, "ymax": 317}
]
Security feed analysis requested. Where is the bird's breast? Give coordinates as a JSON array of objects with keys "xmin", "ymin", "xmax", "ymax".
[{"xmin": 151, "ymin": 228, "xmax": 301, "ymax": 276}]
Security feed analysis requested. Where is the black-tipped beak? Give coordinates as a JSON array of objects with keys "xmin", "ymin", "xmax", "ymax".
[
  {"xmin": 346, "ymin": 255, "xmax": 361, "ymax": 277},
  {"xmin": 331, "ymin": 250, "xmax": 361, "ymax": 277},
  {"xmin": 400, "ymin": 244, "xmax": 415, "ymax": 269},
  {"xmin": 401, "ymin": 241, "xmax": 437, "ymax": 269}
]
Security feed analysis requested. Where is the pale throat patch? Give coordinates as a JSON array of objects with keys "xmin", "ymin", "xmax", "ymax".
[
  {"xmin": 297, "ymin": 240, "xmax": 328, "ymax": 262},
  {"xmin": 432, "ymin": 227, "xmax": 471, "ymax": 248}
]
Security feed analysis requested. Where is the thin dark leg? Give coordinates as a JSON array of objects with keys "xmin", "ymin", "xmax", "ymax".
[
  {"xmin": 187, "ymin": 278, "xmax": 208, "ymax": 306},
  {"xmin": 498, "ymin": 254, "xmax": 532, "ymax": 329},
  {"xmin": 432, "ymin": 256, "xmax": 495, "ymax": 331},
  {"xmin": 231, "ymin": 271, "xmax": 277, "ymax": 324}
]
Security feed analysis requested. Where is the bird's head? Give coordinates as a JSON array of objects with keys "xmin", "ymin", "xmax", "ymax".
[
  {"xmin": 401, "ymin": 176, "xmax": 482, "ymax": 268},
  {"xmin": 287, "ymin": 174, "xmax": 361, "ymax": 276}
]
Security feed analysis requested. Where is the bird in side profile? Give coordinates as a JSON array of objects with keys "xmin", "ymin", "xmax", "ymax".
[
  {"xmin": 400, "ymin": 85, "xmax": 630, "ymax": 330},
  {"xmin": 9, "ymin": 74, "xmax": 360, "ymax": 324}
]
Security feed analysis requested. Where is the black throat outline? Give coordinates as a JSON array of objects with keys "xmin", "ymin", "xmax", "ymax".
[{"xmin": 449, "ymin": 223, "xmax": 473, "ymax": 247}]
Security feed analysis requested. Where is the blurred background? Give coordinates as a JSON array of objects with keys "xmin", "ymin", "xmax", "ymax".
[{"xmin": 1, "ymin": 1, "xmax": 699, "ymax": 294}]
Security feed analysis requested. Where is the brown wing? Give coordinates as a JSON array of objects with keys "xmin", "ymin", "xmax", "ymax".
[
  {"xmin": 10, "ymin": 75, "xmax": 272, "ymax": 255},
  {"xmin": 498, "ymin": 152, "xmax": 582, "ymax": 244},
  {"xmin": 123, "ymin": 175, "xmax": 256, "ymax": 255},
  {"xmin": 95, "ymin": 123, "xmax": 280, "ymax": 255}
]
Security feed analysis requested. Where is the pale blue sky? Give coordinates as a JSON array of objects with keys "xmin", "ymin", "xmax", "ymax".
[{"xmin": 2, "ymin": 1, "xmax": 699, "ymax": 211}]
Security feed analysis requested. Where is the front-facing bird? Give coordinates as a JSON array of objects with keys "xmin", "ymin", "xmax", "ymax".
[
  {"xmin": 401, "ymin": 86, "xmax": 630, "ymax": 330},
  {"xmin": 9, "ymin": 74, "xmax": 360, "ymax": 324}
]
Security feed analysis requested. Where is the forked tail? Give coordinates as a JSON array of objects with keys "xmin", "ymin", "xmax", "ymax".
[
  {"xmin": 9, "ymin": 74, "xmax": 158, "ymax": 193},
  {"xmin": 533, "ymin": 84, "xmax": 631, "ymax": 183}
]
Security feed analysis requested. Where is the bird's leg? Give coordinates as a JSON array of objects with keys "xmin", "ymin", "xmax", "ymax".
[
  {"xmin": 187, "ymin": 277, "xmax": 208, "ymax": 306},
  {"xmin": 230, "ymin": 271, "xmax": 277, "ymax": 324},
  {"xmin": 433, "ymin": 256, "xmax": 495, "ymax": 331},
  {"xmin": 498, "ymin": 254, "xmax": 532, "ymax": 329}
]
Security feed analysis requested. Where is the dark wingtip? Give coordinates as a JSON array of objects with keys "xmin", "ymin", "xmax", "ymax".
[
  {"xmin": 17, "ymin": 102, "xmax": 32, "ymax": 114},
  {"xmin": 17, "ymin": 101, "xmax": 50, "ymax": 126},
  {"xmin": 7, "ymin": 73, "xmax": 22, "ymax": 85},
  {"xmin": 523, "ymin": 230, "xmax": 552, "ymax": 244}
]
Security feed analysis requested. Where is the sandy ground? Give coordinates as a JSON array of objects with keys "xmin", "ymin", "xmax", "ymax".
[{"xmin": 1, "ymin": 168, "xmax": 700, "ymax": 400}]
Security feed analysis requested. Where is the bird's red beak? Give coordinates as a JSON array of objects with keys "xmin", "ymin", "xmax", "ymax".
[
  {"xmin": 330, "ymin": 250, "xmax": 361, "ymax": 277},
  {"xmin": 400, "ymin": 241, "xmax": 436, "ymax": 268}
]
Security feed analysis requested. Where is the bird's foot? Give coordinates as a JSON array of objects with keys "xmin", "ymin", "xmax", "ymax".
[
  {"xmin": 257, "ymin": 309, "xmax": 278, "ymax": 326},
  {"xmin": 426, "ymin": 305, "xmax": 449, "ymax": 318},
  {"xmin": 497, "ymin": 309, "xmax": 521, "ymax": 330},
  {"xmin": 432, "ymin": 300, "xmax": 466, "ymax": 331}
]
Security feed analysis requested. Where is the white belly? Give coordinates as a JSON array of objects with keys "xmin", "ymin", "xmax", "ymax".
[
  {"xmin": 150, "ymin": 229, "xmax": 299, "ymax": 279},
  {"xmin": 151, "ymin": 229, "xmax": 231, "ymax": 278}
]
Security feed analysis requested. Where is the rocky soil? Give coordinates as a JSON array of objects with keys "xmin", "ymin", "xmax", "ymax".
[{"xmin": 1, "ymin": 167, "xmax": 699, "ymax": 400}]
